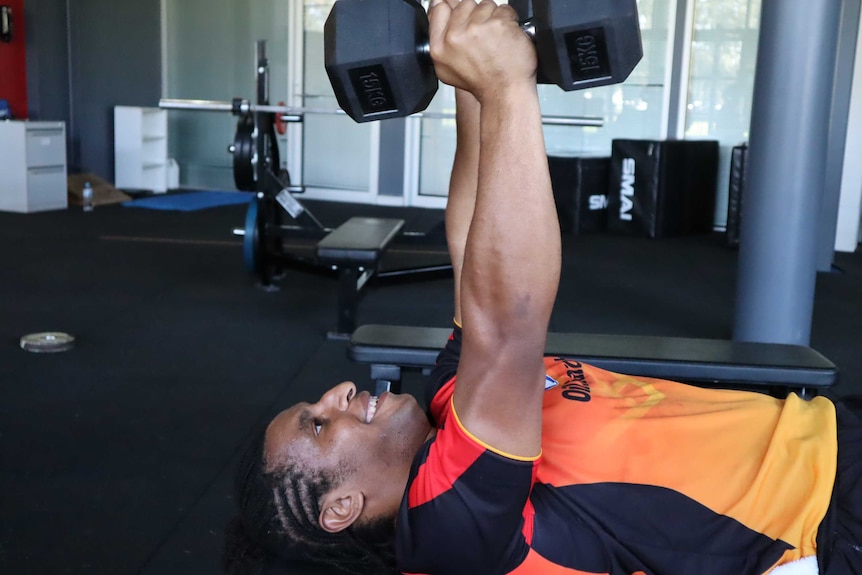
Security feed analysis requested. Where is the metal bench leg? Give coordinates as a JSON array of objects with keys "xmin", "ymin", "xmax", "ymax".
[
  {"xmin": 371, "ymin": 364, "xmax": 403, "ymax": 394},
  {"xmin": 328, "ymin": 266, "xmax": 374, "ymax": 340}
]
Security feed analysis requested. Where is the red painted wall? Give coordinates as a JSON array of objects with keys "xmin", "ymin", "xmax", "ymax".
[{"xmin": 0, "ymin": 0, "xmax": 27, "ymax": 118}]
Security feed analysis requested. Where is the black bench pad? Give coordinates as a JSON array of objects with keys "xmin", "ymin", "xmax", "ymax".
[
  {"xmin": 316, "ymin": 217, "xmax": 405, "ymax": 265},
  {"xmin": 349, "ymin": 325, "xmax": 838, "ymax": 389}
]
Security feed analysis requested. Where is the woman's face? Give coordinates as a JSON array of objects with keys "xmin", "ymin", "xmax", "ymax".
[{"xmin": 263, "ymin": 382, "xmax": 432, "ymax": 512}]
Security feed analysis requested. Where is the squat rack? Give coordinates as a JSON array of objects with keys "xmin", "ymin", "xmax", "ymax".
[{"xmin": 158, "ymin": 41, "xmax": 607, "ymax": 327}]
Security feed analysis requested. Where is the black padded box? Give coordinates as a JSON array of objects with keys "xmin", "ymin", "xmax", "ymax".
[
  {"xmin": 726, "ymin": 143, "xmax": 748, "ymax": 248},
  {"xmin": 548, "ymin": 155, "xmax": 610, "ymax": 235},
  {"xmin": 607, "ymin": 139, "xmax": 719, "ymax": 238}
]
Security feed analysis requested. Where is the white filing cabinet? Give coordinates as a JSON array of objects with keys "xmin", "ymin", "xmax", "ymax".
[
  {"xmin": 114, "ymin": 106, "xmax": 168, "ymax": 193},
  {"xmin": 0, "ymin": 121, "xmax": 68, "ymax": 213}
]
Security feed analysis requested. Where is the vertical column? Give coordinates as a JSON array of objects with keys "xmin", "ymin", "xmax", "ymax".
[
  {"xmin": 835, "ymin": 32, "xmax": 862, "ymax": 252},
  {"xmin": 378, "ymin": 118, "xmax": 406, "ymax": 198},
  {"xmin": 817, "ymin": 0, "xmax": 861, "ymax": 271},
  {"xmin": 734, "ymin": 0, "xmax": 843, "ymax": 345},
  {"xmin": 664, "ymin": 0, "xmax": 693, "ymax": 139}
]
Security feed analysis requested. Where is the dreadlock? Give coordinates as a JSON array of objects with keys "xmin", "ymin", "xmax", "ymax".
[{"xmin": 223, "ymin": 429, "xmax": 399, "ymax": 575}]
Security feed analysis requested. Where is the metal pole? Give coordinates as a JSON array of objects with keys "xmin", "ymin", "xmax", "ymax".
[
  {"xmin": 733, "ymin": 0, "xmax": 843, "ymax": 345},
  {"xmin": 159, "ymin": 98, "xmax": 310, "ymax": 114},
  {"xmin": 158, "ymin": 98, "xmax": 605, "ymax": 127},
  {"xmin": 417, "ymin": 111, "xmax": 605, "ymax": 127}
]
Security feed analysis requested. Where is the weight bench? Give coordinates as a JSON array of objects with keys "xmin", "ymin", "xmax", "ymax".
[
  {"xmin": 316, "ymin": 218, "xmax": 405, "ymax": 339},
  {"xmin": 348, "ymin": 324, "xmax": 838, "ymax": 399}
]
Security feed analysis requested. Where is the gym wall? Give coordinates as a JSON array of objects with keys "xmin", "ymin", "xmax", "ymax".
[
  {"xmin": 0, "ymin": 0, "xmax": 27, "ymax": 118},
  {"xmin": 20, "ymin": 0, "xmax": 160, "ymax": 176},
  {"xmin": 67, "ymin": 0, "xmax": 161, "ymax": 177},
  {"xmin": 24, "ymin": 0, "xmax": 70, "ymax": 125}
]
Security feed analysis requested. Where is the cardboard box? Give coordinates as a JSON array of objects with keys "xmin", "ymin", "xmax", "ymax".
[{"xmin": 68, "ymin": 173, "xmax": 132, "ymax": 207}]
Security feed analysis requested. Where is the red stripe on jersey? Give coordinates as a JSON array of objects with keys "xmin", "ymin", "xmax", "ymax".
[
  {"xmin": 521, "ymin": 498, "xmax": 535, "ymax": 545},
  {"xmin": 407, "ymin": 402, "xmax": 486, "ymax": 508},
  {"xmin": 517, "ymin": 548, "xmax": 609, "ymax": 575},
  {"xmin": 429, "ymin": 375, "xmax": 456, "ymax": 422}
]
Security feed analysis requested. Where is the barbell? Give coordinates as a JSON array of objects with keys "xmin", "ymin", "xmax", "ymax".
[{"xmin": 158, "ymin": 98, "xmax": 606, "ymax": 127}]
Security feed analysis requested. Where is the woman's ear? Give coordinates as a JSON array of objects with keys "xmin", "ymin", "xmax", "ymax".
[{"xmin": 319, "ymin": 490, "xmax": 365, "ymax": 533}]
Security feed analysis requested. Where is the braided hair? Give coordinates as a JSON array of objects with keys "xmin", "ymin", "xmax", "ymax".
[{"xmin": 222, "ymin": 429, "xmax": 399, "ymax": 575}]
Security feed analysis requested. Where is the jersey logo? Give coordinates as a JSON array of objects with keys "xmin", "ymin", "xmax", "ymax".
[
  {"xmin": 552, "ymin": 358, "xmax": 592, "ymax": 402},
  {"xmin": 607, "ymin": 377, "xmax": 665, "ymax": 419},
  {"xmin": 544, "ymin": 375, "xmax": 559, "ymax": 390}
]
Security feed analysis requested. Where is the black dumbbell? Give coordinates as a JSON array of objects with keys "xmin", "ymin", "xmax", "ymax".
[
  {"xmin": 324, "ymin": 0, "xmax": 643, "ymax": 123},
  {"xmin": 521, "ymin": 0, "xmax": 643, "ymax": 91},
  {"xmin": 324, "ymin": 0, "xmax": 436, "ymax": 124}
]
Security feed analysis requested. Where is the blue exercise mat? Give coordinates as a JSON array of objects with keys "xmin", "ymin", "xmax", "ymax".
[{"xmin": 123, "ymin": 191, "xmax": 253, "ymax": 212}]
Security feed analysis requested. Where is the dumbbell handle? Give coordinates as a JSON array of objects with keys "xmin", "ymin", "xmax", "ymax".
[{"xmin": 417, "ymin": 19, "xmax": 536, "ymax": 57}]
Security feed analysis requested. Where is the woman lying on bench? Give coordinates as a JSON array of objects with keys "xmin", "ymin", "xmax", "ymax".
[{"xmin": 224, "ymin": 2, "xmax": 862, "ymax": 573}]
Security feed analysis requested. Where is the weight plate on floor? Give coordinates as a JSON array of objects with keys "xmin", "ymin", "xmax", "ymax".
[
  {"xmin": 243, "ymin": 197, "xmax": 261, "ymax": 276},
  {"xmin": 20, "ymin": 332, "xmax": 76, "ymax": 353}
]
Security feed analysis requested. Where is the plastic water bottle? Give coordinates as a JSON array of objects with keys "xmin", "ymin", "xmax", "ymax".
[{"xmin": 82, "ymin": 182, "xmax": 94, "ymax": 212}]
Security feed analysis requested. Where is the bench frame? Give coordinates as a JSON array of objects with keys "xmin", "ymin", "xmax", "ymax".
[
  {"xmin": 348, "ymin": 324, "xmax": 839, "ymax": 398},
  {"xmin": 315, "ymin": 217, "xmax": 405, "ymax": 338}
]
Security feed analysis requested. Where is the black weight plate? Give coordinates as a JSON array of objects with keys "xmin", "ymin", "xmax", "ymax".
[
  {"xmin": 243, "ymin": 196, "xmax": 261, "ymax": 276},
  {"xmin": 233, "ymin": 114, "xmax": 256, "ymax": 191}
]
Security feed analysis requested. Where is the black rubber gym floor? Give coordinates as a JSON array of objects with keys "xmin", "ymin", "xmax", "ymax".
[{"xmin": 1, "ymin": 200, "xmax": 860, "ymax": 574}]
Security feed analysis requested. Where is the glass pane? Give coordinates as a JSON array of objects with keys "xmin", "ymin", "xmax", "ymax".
[
  {"xmin": 164, "ymin": 0, "xmax": 288, "ymax": 190},
  {"xmin": 301, "ymin": 0, "xmax": 373, "ymax": 192},
  {"xmin": 694, "ymin": 0, "xmax": 761, "ymax": 29},
  {"xmin": 417, "ymin": 0, "xmax": 674, "ymax": 197},
  {"xmin": 418, "ymin": 87, "xmax": 457, "ymax": 197},
  {"xmin": 685, "ymin": 0, "xmax": 761, "ymax": 226}
]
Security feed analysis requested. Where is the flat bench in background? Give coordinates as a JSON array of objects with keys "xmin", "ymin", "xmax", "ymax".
[
  {"xmin": 315, "ymin": 218, "xmax": 404, "ymax": 338},
  {"xmin": 348, "ymin": 324, "xmax": 838, "ymax": 398}
]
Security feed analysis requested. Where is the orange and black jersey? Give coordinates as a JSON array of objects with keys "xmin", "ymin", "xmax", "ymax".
[{"xmin": 394, "ymin": 326, "xmax": 838, "ymax": 575}]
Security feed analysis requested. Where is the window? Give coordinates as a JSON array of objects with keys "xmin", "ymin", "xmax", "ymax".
[
  {"xmin": 684, "ymin": 0, "xmax": 761, "ymax": 226},
  {"xmin": 164, "ymin": 0, "xmax": 289, "ymax": 190},
  {"xmin": 417, "ymin": 0, "xmax": 676, "ymax": 198},
  {"xmin": 163, "ymin": 0, "xmax": 766, "ymax": 223},
  {"xmin": 301, "ymin": 0, "xmax": 377, "ymax": 196},
  {"xmin": 685, "ymin": 0, "xmax": 760, "ymax": 141}
]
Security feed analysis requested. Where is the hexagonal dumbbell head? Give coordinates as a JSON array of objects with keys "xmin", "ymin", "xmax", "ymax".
[
  {"xmin": 532, "ymin": 0, "xmax": 643, "ymax": 91},
  {"xmin": 324, "ymin": 0, "xmax": 438, "ymax": 123}
]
